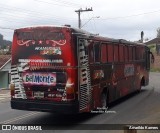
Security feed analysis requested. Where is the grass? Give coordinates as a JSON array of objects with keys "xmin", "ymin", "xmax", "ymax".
[
  {"xmin": 150, "ymin": 67, "xmax": 160, "ymax": 73},
  {"xmin": 148, "ymin": 44, "xmax": 156, "ymax": 53},
  {"xmin": 148, "ymin": 44, "xmax": 160, "ymax": 73}
]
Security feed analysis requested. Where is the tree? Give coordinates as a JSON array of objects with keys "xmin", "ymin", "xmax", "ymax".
[{"xmin": 157, "ymin": 27, "xmax": 160, "ymax": 38}]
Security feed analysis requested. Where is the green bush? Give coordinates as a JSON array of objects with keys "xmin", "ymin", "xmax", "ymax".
[{"xmin": 150, "ymin": 67, "xmax": 160, "ymax": 72}]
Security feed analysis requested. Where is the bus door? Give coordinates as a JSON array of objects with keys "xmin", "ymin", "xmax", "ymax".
[{"xmin": 77, "ymin": 38, "xmax": 92, "ymax": 112}]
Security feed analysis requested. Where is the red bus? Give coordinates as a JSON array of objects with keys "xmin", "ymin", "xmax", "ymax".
[{"xmin": 10, "ymin": 26, "xmax": 150, "ymax": 113}]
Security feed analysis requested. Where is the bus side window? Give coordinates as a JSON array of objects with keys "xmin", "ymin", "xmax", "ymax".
[
  {"xmin": 133, "ymin": 47, "xmax": 136, "ymax": 61},
  {"xmin": 140, "ymin": 47, "xmax": 145, "ymax": 60},
  {"xmin": 129, "ymin": 46, "xmax": 133, "ymax": 61},
  {"xmin": 88, "ymin": 44, "xmax": 94, "ymax": 63},
  {"xmin": 142, "ymin": 47, "xmax": 145, "ymax": 59},
  {"xmin": 94, "ymin": 42, "xmax": 100, "ymax": 63},
  {"xmin": 136, "ymin": 46, "xmax": 140, "ymax": 60},
  {"xmin": 107, "ymin": 44, "xmax": 113, "ymax": 62},
  {"xmin": 114, "ymin": 45, "xmax": 119, "ymax": 62},
  {"xmin": 119, "ymin": 45, "xmax": 124, "ymax": 62},
  {"xmin": 124, "ymin": 46, "xmax": 128, "ymax": 62},
  {"xmin": 101, "ymin": 44, "xmax": 107, "ymax": 63}
]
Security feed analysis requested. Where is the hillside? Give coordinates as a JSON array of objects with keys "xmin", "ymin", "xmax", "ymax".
[{"xmin": 0, "ymin": 34, "xmax": 12, "ymax": 49}]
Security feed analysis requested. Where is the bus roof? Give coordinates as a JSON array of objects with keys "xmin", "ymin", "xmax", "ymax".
[
  {"xmin": 14, "ymin": 25, "xmax": 146, "ymax": 46},
  {"xmin": 70, "ymin": 27, "xmax": 145, "ymax": 46}
]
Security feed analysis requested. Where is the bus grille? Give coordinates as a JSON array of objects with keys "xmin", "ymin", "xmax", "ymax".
[{"xmin": 79, "ymin": 84, "xmax": 88, "ymax": 110}]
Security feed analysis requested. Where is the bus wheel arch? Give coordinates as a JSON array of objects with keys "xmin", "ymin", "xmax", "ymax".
[
  {"xmin": 138, "ymin": 76, "xmax": 145, "ymax": 92},
  {"xmin": 141, "ymin": 76, "xmax": 145, "ymax": 86}
]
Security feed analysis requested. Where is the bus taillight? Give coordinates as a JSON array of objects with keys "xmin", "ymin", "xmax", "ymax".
[{"xmin": 66, "ymin": 86, "xmax": 75, "ymax": 100}]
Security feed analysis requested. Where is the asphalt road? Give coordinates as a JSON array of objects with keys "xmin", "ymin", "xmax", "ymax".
[{"xmin": 0, "ymin": 72, "xmax": 160, "ymax": 133}]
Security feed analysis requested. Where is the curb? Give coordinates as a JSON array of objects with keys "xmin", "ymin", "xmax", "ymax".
[{"xmin": 0, "ymin": 88, "xmax": 10, "ymax": 90}]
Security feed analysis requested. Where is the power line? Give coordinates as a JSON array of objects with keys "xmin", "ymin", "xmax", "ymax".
[
  {"xmin": 1, "ymin": 4, "xmax": 160, "ymax": 30},
  {"xmin": 0, "ymin": 4, "xmax": 78, "ymax": 27},
  {"xmin": 0, "ymin": 12, "xmax": 76, "ymax": 24},
  {"xmin": 44, "ymin": 0, "xmax": 84, "ymax": 7},
  {"xmin": 1, "ymin": 1, "xmax": 160, "ymax": 28},
  {"xmin": 100, "ymin": 9, "xmax": 160, "ymax": 20},
  {"xmin": 0, "ymin": 27, "xmax": 14, "ymax": 30},
  {"xmin": 32, "ymin": 0, "xmax": 83, "ymax": 8},
  {"xmin": 0, "ymin": 5, "xmax": 76, "ymax": 21},
  {"xmin": 1, "ymin": 1, "xmax": 160, "ymax": 23},
  {"xmin": 0, "ymin": 15, "xmax": 76, "ymax": 30}
]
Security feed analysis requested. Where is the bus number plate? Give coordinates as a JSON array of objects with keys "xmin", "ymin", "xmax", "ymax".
[{"xmin": 34, "ymin": 92, "xmax": 44, "ymax": 98}]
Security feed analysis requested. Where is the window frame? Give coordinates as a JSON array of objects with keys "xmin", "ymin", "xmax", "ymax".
[
  {"xmin": 114, "ymin": 44, "xmax": 119, "ymax": 62},
  {"xmin": 107, "ymin": 44, "xmax": 114, "ymax": 63},
  {"xmin": 93, "ymin": 42, "xmax": 101, "ymax": 63},
  {"xmin": 124, "ymin": 45, "xmax": 129, "ymax": 62},
  {"xmin": 119, "ymin": 44, "xmax": 124, "ymax": 62},
  {"xmin": 101, "ymin": 43, "xmax": 108, "ymax": 63}
]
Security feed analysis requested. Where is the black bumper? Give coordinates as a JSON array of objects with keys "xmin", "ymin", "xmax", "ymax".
[{"xmin": 11, "ymin": 99, "xmax": 79, "ymax": 114}]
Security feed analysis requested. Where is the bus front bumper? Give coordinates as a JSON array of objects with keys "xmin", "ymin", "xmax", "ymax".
[{"xmin": 11, "ymin": 99, "xmax": 79, "ymax": 114}]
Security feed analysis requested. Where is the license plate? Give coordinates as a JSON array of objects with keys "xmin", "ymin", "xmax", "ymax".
[
  {"xmin": 34, "ymin": 92, "xmax": 44, "ymax": 98},
  {"xmin": 22, "ymin": 72, "xmax": 56, "ymax": 86}
]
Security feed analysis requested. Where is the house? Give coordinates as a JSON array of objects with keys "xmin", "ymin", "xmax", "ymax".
[
  {"xmin": 0, "ymin": 55, "xmax": 11, "ymax": 89},
  {"xmin": 145, "ymin": 37, "xmax": 160, "ymax": 55},
  {"xmin": 145, "ymin": 38, "xmax": 160, "ymax": 69}
]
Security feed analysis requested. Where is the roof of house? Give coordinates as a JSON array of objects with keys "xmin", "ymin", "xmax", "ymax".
[
  {"xmin": 0, "ymin": 55, "xmax": 11, "ymax": 70},
  {"xmin": 145, "ymin": 37, "xmax": 160, "ymax": 45}
]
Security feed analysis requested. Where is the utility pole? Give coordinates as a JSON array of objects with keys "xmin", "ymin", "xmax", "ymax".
[{"xmin": 75, "ymin": 7, "xmax": 93, "ymax": 29}]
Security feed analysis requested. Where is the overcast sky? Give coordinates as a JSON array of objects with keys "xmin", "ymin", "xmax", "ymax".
[{"xmin": 0, "ymin": 0, "xmax": 160, "ymax": 41}]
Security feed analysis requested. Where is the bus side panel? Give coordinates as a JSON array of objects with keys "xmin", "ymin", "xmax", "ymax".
[{"xmin": 77, "ymin": 37, "xmax": 94, "ymax": 113}]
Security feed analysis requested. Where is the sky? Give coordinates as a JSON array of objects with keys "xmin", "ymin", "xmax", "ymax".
[{"xmin": 0, "ymin": 0, "xmax": 160, "ymax": 41}]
